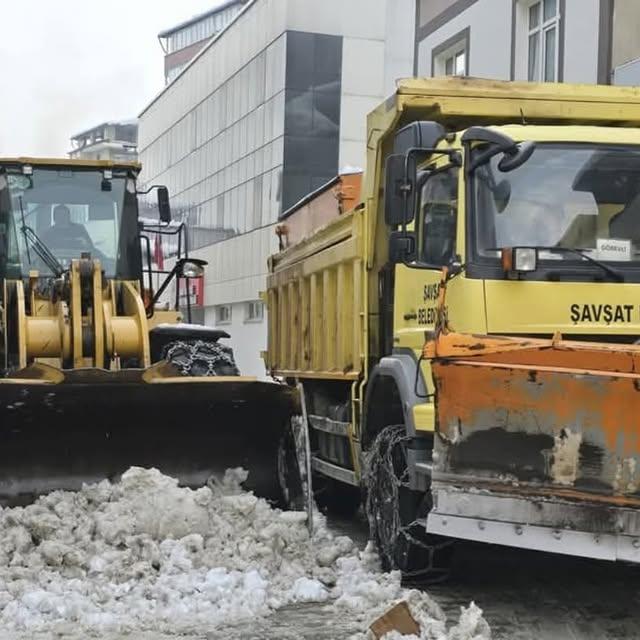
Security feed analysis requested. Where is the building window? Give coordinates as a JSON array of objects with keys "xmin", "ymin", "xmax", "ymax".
[
  {"xmin": 526, "ymin": 0, "xmax": 559, "ymax": 81},
  {"xmin": 431, "ymin": 28, "xmax": 470, "ymax": 78},
  {"xmin": 245, "ymin": 300, "xmax": 264, "ymax": 322},
  {"xmin": 215, "ymin": 304, "xmax": 232, "ymax": 325},
  {"xmin": 444, "ymin": 50, "xmax": 466, "ymax": 77}
]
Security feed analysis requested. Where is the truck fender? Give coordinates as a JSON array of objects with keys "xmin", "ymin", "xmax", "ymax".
[
  {"xmin": 362, "ymin": 350, "xmax": 432, "ymax": 492},
  {"xmin": 362, "ymin": 349, "xmax": 429, "ymax": 446}
]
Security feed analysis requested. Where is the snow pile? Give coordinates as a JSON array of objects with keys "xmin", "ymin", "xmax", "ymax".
[{"xmin": 0, "ymin": 467, "xmax": 490, "ymax": 637}]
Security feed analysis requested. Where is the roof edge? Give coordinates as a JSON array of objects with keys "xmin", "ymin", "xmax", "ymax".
[
  {"xmin": 139, "ymin": 0, "xmax": 257, "ymax": 119},
  {"xmin": 158, "ymin": 0, "xmax": 247, "ymax": 38}
]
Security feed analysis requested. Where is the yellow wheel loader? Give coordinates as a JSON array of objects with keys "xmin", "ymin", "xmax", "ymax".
[{"xmin": 0, "ymin": 157, "xmax": 297, "ymax": 504}]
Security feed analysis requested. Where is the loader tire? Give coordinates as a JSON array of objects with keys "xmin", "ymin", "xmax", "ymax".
[
  {"xmin": 164, "ymin": 340, "xmax": 240, "ymax": 376},
  {"xmin": 365, "ymin": 424, "xmax": 453, "ymax": 584}
]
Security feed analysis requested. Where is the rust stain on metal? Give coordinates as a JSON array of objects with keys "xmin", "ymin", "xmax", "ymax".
[
  {"xmin": 428, "ymin": 331, "xmax": 640, "ymax": 503},
  {"xmin": 447, "ymin": 478, "xmax": 640, "ymax": 508}
]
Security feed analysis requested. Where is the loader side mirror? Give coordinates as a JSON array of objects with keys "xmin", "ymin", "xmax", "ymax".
[{"xmin": 157, "ymin": 187, "xmax": 171, "ymax": 223}]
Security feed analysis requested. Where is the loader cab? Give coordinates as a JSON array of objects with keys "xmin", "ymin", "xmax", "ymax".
[{"xmin": 0, "ymin": 160, "xmax": 142, "ymax": 282}]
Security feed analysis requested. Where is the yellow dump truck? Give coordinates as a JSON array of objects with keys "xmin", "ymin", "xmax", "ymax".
[{"xmin": 266, "ymin": 77, "xmax": 640, "ymax": 580}]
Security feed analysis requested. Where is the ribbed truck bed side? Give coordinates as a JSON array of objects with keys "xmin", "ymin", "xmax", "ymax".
[{"xmin": 265, "ymin": 210, "xmax": 365, "ymax": 380}]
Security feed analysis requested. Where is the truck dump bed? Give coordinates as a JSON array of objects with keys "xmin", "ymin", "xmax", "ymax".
[{"xmin": 266, "ymin": 191, "xmax": 366, "ymax": 381}]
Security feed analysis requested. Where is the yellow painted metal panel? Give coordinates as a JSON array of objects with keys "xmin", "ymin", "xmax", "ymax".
[
  {"xmin": 322, "ymin": 269, "xmax": 336, "ymax": 371},
  {"xmin": 301, "ymin": 277, "xmax": 311, "ymax": 370},
  {"xmin": 0, "ymin": 157, "xmax": 140, "ymax": 171},
  {"xmin": 352, "ymin": 259, "xmax": 363, "ymax": 373},
  {"xmin": 267, "ymin": 209, "xmax": 365, "ymax": 379},
  {"xmin": 485, "ymin": 280, "xmax": 640, "ymax": 336},
  {"xmin": 413, "ymin": 402, "xmax": 436, "ymax": 433},
  {"xmin": 309, "ymin": 273, "xmax": 320, "ymax": 372},
  {"xmin": 336, "ymin": 263, "xmax": 352, "ymax": 373}
]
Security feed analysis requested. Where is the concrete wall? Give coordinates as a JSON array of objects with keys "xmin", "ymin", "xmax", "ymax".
[
  {"xmin": 418, "ymin": 0, "xmax": 457, "ymax": 28},
  {"xmin": 563, "ymin": 0, "xmax": 600, "ymax": 84},
  {"xmin": 416, "ymin": 0, "xmax": 602, "ymax": 84},
  {"xmin": 205, "ymin": 302, "xmax": 269, "ymax": 377},
  {"xmin": 416, "ymin": 0, "xmax": 512, "ymax": 80},
  {"xmin": 612, "ymin": 0, "xmax": 640, "ymax": 69}
]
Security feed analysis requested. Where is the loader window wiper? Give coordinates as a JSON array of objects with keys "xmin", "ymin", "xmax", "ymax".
[
  {"xmin": 18, "ymin": 197, "xmax": 65, "ymax": 277},
  {"xmin": 536, "ymin": 246, "xmax": 624, "ymax": 282}
]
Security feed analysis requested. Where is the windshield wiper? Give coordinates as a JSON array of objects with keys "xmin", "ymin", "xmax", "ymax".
[
  {"xmin": 536, "ymin": 246, "xmax": 624, "ymax": 282},
  {"xmin": 18, "ymin": 197, "xmax": 64, "ymax": 277}
]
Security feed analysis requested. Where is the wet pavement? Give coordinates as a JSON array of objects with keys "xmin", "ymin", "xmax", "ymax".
[
  {"xmin": 434, "ymin": 541, "xmax": 640, "ymax": 640},
  {"xmin": 331, "ymin": 512, "xmax": 640, "ymax": 640}
]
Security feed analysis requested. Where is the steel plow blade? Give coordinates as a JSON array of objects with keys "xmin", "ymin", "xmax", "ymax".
[{"xmin": 0, "ymin": 363, "xmax": 299, "ymax": 505}]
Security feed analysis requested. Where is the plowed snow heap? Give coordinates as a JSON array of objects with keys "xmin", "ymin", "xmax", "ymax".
[{"xmin": 0, "ymin": 467, "xmax": 489, "ymax": 639}]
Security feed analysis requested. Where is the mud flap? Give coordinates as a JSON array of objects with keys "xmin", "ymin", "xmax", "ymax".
[{"xmin": 0, "ymin": 363, "xmax": 299, "ymax": 505}]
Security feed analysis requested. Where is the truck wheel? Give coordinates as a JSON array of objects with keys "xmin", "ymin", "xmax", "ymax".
[
  {"xmin": 164, "ymin": 340, "xmax": 240, "ymax": 376},
  {"xmin": 365, "ymin": 424, "xmax": 453, "ymax": 583}
]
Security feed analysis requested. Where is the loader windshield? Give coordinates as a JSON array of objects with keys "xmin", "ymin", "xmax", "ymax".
[
  {"xmin": 473, "ymin": 143, "xmax": 640, "ymax": 272},
  {"xmin": 0, "ymin": 167, "xmax": 140, "ymax": 279}
]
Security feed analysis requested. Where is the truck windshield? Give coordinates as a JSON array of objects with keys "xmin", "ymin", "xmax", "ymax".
[
  {"xmin": 473, "ymin": 143, "xmax": 640, "ymax": 266},
  {"xmin": 0, "ymin": 168, "xmax": 138, "ymax": 278}
]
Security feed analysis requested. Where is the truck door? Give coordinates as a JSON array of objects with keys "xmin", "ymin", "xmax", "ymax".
[{"xmin": 393, "ymin": 164, "xmax": 459, "ymax": 352}]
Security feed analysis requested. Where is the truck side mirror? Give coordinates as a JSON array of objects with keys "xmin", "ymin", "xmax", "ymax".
[
  {"xmin": 385, "ymin": 154, "xmax": 418, "ymax": 226},
  {"xmin": 388, "ymin": 230, "xmax": 416, "ymax": 264},
  {"xmin": 157, "ymin": 187, "xmax": 171, "ymax": 223}
]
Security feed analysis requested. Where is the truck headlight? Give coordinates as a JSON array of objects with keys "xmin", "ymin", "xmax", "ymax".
[
  {"xmin": 501, "ymin": 247, "xmax": 537, "ymax": 275},
  {"xmin": 513, "ymin": 247, "xmax": 537, "ymax": 272}
]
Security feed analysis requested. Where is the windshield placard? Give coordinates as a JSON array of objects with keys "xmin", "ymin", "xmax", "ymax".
[{"xmin": 597, "ymin": 238, "xmax": 631, "ymax": 262}]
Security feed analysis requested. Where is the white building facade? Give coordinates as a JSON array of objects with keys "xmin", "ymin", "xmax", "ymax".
[
  {"xmin": 415, "ymin": 0, "xmax": 640, "ymax": 86},
  {"xmin": 138, "ymin": 0, "xmax": 415, "ymax": 376}
]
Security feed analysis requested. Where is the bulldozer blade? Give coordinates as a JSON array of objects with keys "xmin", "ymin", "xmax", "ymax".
[{"xmin": 0, "ymin": 363, "xmax": 299, "ymax": 505}]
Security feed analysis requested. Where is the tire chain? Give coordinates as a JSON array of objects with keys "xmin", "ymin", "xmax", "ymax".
[
  {"xmin": 163, "ymin": 339, "xmax": 240, "ymax": 376},
  {"xmin": 364, "ymin": 424, "xmax": 453, "ymax": 583}
]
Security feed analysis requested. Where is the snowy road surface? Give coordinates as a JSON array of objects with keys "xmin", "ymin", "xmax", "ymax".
[{"xmin": 0, "ymin": 467, "xmax": 637, "ymax": 639}]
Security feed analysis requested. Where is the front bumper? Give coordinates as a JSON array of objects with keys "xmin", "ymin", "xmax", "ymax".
[{"xmin": 427, "ymin": 483, "xmax": 640, "ymax": 563}]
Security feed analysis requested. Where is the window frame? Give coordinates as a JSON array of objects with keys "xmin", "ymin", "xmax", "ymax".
[
  {"xmin": 512, "ymin": 0, "xmax": 563, "ymax": 82},
  {"xmin": 245, "ymin": 300, "xmax": 265, "ymax": 323},
  {"xmin": 215, "ymin": 304, "xmax": 232, "ymax": 325},
  {"xmin": 526, "ymin": 0, "xmax": 560, "ymax": 82},
  {"xmin": 431, "ymin": 27, "xmax": 470, "ymax": 78}
]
